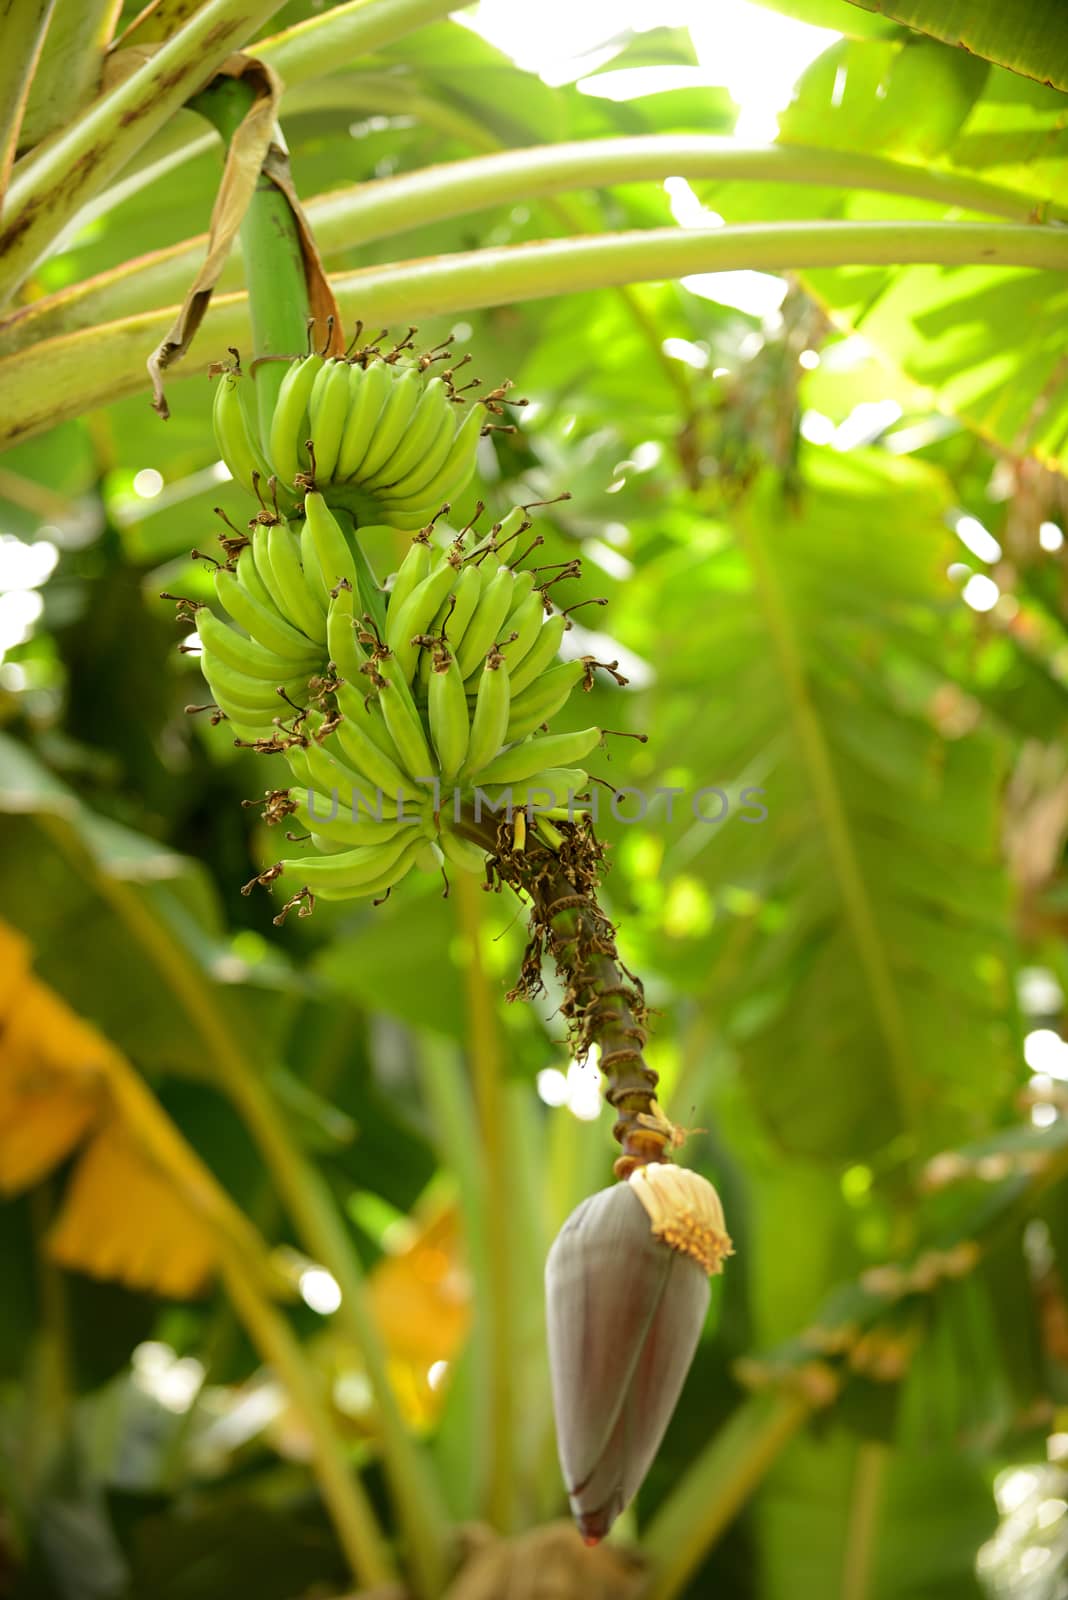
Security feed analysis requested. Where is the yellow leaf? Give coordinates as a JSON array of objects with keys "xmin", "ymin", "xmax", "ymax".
[
  {"xmin": 0, "ymin": 916, "xmax": 280, "ymax": 1299},
  {"xmin": 48, "ymin": 1120, "xmax": 220, "ymax": 1298},
  {"xmin": 0, "ymin": 971, "xmax": 109, "ymax": 1192}
]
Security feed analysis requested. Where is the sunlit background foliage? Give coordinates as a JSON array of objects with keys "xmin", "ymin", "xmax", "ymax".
[{"xmin": 2, "ymin": 1, "xmax": 1068, "ymax": 1597}]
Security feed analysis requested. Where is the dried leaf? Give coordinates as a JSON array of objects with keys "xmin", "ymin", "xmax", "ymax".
[{"xmin": 147, "ymin": 53, "xmax": 343, "ymax": 417}]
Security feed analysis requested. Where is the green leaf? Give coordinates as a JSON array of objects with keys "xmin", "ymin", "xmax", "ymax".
[
  {"xmin": 779, "ymin": 35, "xmax": 989, "ymax": 160},
  {"xmin": 844, "ymin": 0, "xmax": 1068, "ymax": 93}
]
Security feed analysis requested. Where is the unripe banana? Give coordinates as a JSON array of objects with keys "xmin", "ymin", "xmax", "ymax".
[
  {"xmin": 292, "ymin": 792, "xmax": 416, "ymax": 849},
  {"xmin": 195, "ymin": 608, "xmax": 318, "ymax": 681},
  {"xmin": 477, "ymin": 551, "xmax": 503, "ymax": 590},
  {"xmin": 504, "ymin": 568, "xmax": 536, "ymax": 611},
  {"xmin": 462, "ymin": 653, "xmax": 511, "ymax": 779},
  {"xmin": 385, "ymin": 556, "xmax": 460, "ymax": 683},
  {"xmin": 363, "ymin": 377, "xmax": 452, "ymax": 492},
  {"xmin": 325, "ymin": 583, "xmax": 369, "ymax": 685},
  {"xmin": 456, "ymin": 565, "xmax": 516, "ymax": 680},
  {"xmin": 268, "ymin": 354, "xmax": 324, "ymax": 490},
  {"xmin": 427, "ymin": 650, "xmax": 469, "ymax": 782},
  {"xmin": 498, "ymin": 589, "xmax": 545, "ymax": 672},
  {"xmin": 302, "ymin": 726, "xmax": 417, "ymax": 812},
  {"xmin": 235, "ymin": 543, "xmax": 279, "ymax": 615},
  {"xmin": 377, "ymin": 669, "xmax": 436, "ymax": 782},
  {"xmin": 439, "ymin": 832, "xmax": 488, "ymax": 875},
  {"xmin": 277, "ymin": 828, "xmax": 423, "ymax": 896},
  {"xmin": 300, "ymin": 519, "xmax": 331, "ymax": 612},
  {"xmin": 418, "ymin": 561, "xmax": 482, "ymax": 694},
  {"xmin": 475, "ymin": 767, "xmax": 590, "ymax": 810},
  {"xmin": 505, "ymin": 659, "xmax": 585, "ymax": 742},
  {"xmin": 334, "ymin": 683, "xmax": 423, "ymax": 801},
  {"xmin": 251, "ymin": 523, "xmax": 281, "ymax": 607},
  {"xmin": 303, "ymin": 491, "xmax": 358, "ymax": 594},
  {"xmin": 308, "ymin": 358, "xmax": 352, "ymax": 482},
  {"xmin": 378, "ymin": 403, "xmax": 483, "ymax": 516},
  {"xmin": 212, "ymin": 368, "xmax": 278, "ymax": 502},
  {"xmin": 214, "ymin": 568, "xmax": 320, "ymax": 663},
  {"xmin": 266, "ymin": 519, "xmax": 328, "ymax": 644},
  {"xmin": 337, "ymin": 358, "xmax": 392, "ymax": 480},
  {"xmin": 387, "ymin": 535, "xmax": 433, "ymax": 618},
  {"xmin": 281, "ymin": 833, "xmax": 427, "ymax": 903},
  {"xmin": 472, "ymin": 728, "xmax": 600, "ymax": 788},
  {"xmin": 440, "ymin": 560, "xmax": 483, "ymax": 649},
  {"xmin": 384, "ymin": 397, "xmax": 460, "ymax": 518},
  {"xmin": 201, "ymin": 653, "xmax": 309, "ymax": 715},
  {"xmin": 357, "ymin": 366, "xmax": 424, "ymax": 483},
  {"xmin": 507, "ymin": 612, "xmax": 568, "ymax": 697}
]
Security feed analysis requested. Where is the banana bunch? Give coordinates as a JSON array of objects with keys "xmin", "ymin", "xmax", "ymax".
[
  {"xmin": 187, "ymin": 496, "xmax": 604, "ymax": 915},
  {"xmin": 212, "ymin": 346, "xmax": 489, "ymax": 532}
]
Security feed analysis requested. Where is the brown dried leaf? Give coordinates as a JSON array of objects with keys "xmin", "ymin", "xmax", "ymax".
[{"xmin": 147, "ymin": 53, "xmax": 280, "ymax": 417}]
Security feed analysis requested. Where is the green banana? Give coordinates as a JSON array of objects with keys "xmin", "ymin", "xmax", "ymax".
[
  {"xmin": 292, "ymin": 791, "xmax": 418, "ymax": 849},
  {"xmin": 195, "ymin": 608, "xmax": 318, "ymax": 681},
  {"xmin": 377, "ymin": 669, "xmax": 436, "ymax": 782},
  {"xmin": 266, "ymin": 519, "xmax": 328, "ymax": 644},
  {"xmin": 333, "ymin": 685, "xmax": 423, "ymax": 801},
  {"xmin": 385, "ymin": 557, "xmax": 460, "ymax": 684},
  {"xmin": 201, "ymin": 653, "xmax": 308, "ymax": 715},
  {"xmin": 279, "ymin": 833, "xmax": 426, "ymax": 903},
  {"xmin": 268, "ymin": 354, "xmax": 324, "ymax": 490},
  {"xmin": 462, "ymin": 654, "xmax": 511, "ymax": 779},
  {"xmin": 505, "ymin": 659, "xmax": 585, "ymax": 742},
  {"xmin": 456, "ymin": 565, "xmax": 516, "ymax": 680},
  {"xmin": 472, "ymin": 728, "xmax": 600, "ymax": 787},
  {"xmin": 427, "ymin": 651, "xmax": 469, "ymax": 782},
  {"xmin": 439, "ymin": 832, "xmax": 487, "ymax": 875},
  {"xmin": 503, "ymin": 568, "xmax": 536, "ymax": 612},
  {"xmin": 307, "ymin": 358, "xmax": 352, "ymax": 481},
  {"xmin": 337, "ymin": 359, "xmax": 392, "ymax": 481},
  {"xmin": 378, "ymin": 403, "xmax": 483, "ymax": 516},
  {"xmin": 325, "ymin": 584, "xmax": 369, "ymax": 684},
  {"xmin": 385, "ymin": 405, "xmax": 462, "ymax": 519},
  {"xmin": 303, "ymin": 728, "xmax": 415, "ymax": 814},
  {"xmin": 356, "ymin": 366, "xmax": 424, "ymax": 483},
  {"xmin": 233, "ymin": 544, "xmax": 278, "ymax": 616},
  {"xmin": 351, "ymin": 533, "xmax": 390, "ymax": 642},
  {"xmin": 300, "ymin": 519, "xmax": 331, "ymax": 612},
  {"xmin": 387, "ymin": 535, "xmax": 433, "ymax": 618},
  {"xmin": 507, "ymin": 612, "xmax": 568, "ymax": 696},
  {"xmin": 276, "ymin": 827, "xmax": 422, "ymax": 895},
  {"xmin": 214, "ymin": 568, "xmax": 321, "ymax": 663},
  {"xmin": 475, "ymin": 767, "xmax": 590, "ymax": 810},
  {"xmin": 418, "ymin": 562, "xmax": 481, "ymax": 694},
  {"xmin": 363, "ymin": 376, "xmax": 452, "ymax": 491},
  {"xmin": 251, "ymin": 523, "xmax": 281, "ymax": 610},
  {"xmin": 498, "ymin": 589, "xmax": 545, "ymax": 672},
  {"xmin": 303, "ymin": 491, "xmax": 358, "ymax": 594},
  {"xmin": 212, "ymin": 368, "xmax": 277, "ymax": 501},
  {"xmin": 441, "ymin": 560, "xmax": 482, "ymax": 647}
]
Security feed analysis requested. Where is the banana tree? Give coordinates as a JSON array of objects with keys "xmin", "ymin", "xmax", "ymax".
[{"xmin": 2, "ymin": 1, "xmax": 1068, "ymax": 1598}]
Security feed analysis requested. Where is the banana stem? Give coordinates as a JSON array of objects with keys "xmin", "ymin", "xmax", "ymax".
[
  {"xmin": 192, "ymin": 73, "xmax": 312, "ymax": 445},
  {"xmin": 456, "ymin": 812, "xmax": 664, "ymax": 1175}
]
